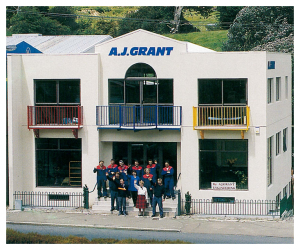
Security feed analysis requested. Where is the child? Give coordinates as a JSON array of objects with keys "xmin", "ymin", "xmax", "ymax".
[
  {"xmin": 134, "ymin": 180, "xmax": 148, "ymax": 216},
  {"xmin": 127, "ymin": 171, "xmax": 140, "ymax": 207},
  {"xmin": 161, "ymin": 161, "xmax": 175, "ymax": 200},
  {"xmin": 93, "ymin": 160, "xmax": 107, "ymax": 199}
]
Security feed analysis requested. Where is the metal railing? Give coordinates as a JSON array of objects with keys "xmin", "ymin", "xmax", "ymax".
[
  {"xmin": 96, "ymin": 105, "xmax": 182, "ymax": 129},
  {"xmin": 180, "ymin": 199, "xmax": 279, "ymax": 216},
  {"xmin": 27, "ymin": 105, "xmax": 83, "ymax": 129},
  {"xmin": 193, "ymin": 106, "xmax": 250, "ymax": 129},
  {"xmin": 13, "ymin": 191, "xmax": 83, "ymax": 208}
]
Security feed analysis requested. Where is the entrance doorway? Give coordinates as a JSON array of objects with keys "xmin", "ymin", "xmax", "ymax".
[{"xmin": 113, "ymin": 142, "xmax": 177, "ymax": 182}]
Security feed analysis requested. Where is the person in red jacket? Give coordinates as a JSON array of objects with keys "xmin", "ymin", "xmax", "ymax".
[
  {"xmin": 142, "ymin": 168, "xmax": 155, "ymax": 207},
  {"xmin": 161, "ymin": 161, "xmax": 175, "ymax": 200},
  {"xmin": 118, "ymin": 160, "xmax": 129, "ymax": 182},
  {"xmin": 130, "ymin": 160, "xmax": 143, "ymax": 179},
  {"xmin": 146, "ymin": 159, "xmax": 158, "ymax": 181}
]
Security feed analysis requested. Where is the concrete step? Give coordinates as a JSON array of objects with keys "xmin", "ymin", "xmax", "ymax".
[{"xmin": 91, "ymin": 197, "xmax": 178, "ymax": 217}]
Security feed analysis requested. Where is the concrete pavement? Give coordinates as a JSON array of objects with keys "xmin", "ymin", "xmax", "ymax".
[{"xmin": 6, "ymin": 208, "xmax": 294, "ymax": 238}]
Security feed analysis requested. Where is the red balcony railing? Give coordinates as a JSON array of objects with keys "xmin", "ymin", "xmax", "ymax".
[{"xmin": 27, "ymin": 106, "xmax": 83, "ymax": 129}]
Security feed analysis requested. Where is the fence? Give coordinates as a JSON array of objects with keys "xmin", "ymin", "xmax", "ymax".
[
  {"xmin": 96, "ymin": 105, "xmax": 182, "ymax": 128},
  {"xmin": 180, "ymin": 198, "xmax": 280, "ymax": 216},
  {"xmin": 27, "ymin": 105, "xmax": 83, "ymax": 128},
  {"xmin": 13, "ymin": 191, "xmax": 83, "ymax": 208}
]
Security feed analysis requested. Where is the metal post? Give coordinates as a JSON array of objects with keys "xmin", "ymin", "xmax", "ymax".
[
  {"xmin": 177, "ymin": 189, "xmax": 181, "ymax": 216},
  {"xmin": 83, "ymin": 185, "xmax": 89, "ymax": 209}
]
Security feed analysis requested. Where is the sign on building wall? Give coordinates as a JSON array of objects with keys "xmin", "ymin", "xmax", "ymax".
[
  {"xmin": 108, "ymin": 47, "xmax": 173, "ymax": 56},
  {"xmin": 211, "ymin": 182, "xmax": 236, "ymax": 190}
]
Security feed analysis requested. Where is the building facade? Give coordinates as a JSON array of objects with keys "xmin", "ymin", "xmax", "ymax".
[{"xmin": 7, "ymin": 29, "xmax": 292, "ymax": 208}]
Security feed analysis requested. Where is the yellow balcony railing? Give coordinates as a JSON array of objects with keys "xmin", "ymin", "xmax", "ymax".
[{"xmin": 193, "ymin": 106, "xmax": 250, "ymax": 131}]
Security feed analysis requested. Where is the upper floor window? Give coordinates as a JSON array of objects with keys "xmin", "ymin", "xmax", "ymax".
[
  {"xmin": 267, "ymin": 78, "xmax": 273, "ymax": 104},
  {"xmin": 125, "ymin": 63, "xmax": 156, "ymax": 78},
  {"xmin": 198, "ymin": 79, "xmax": 247, "ymax": 105},
  {"xmin": 285, "ymin": 76, "xmax": 289, "ymax": 99},
  {"xmin": 276, "ymin": 131, "xmax": 281, "ymax": 155},
  {"xmin": 283, "ymin": 128, "xmax": 288, "ymax": 152},
  {"xmin": 276, "ymin": 77, "xmax": 281, "ymax": 101},
  {"xmin": 35, "ymin": 79, "xmax": 80, "ymax": 105}
]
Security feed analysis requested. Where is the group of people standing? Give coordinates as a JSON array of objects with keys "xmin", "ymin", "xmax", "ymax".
[{"xmin": 93, "ymin": 159, "xmax": 175, "ymax": 218}]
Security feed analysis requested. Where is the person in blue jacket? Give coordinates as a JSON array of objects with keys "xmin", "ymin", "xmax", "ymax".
[
  {"xmin": 146, "ymin": 159, "xmax": 158, "ymax": 181},
  {"xmin": 118, "ymin": 160, "xmax": 129, "ymax": 182},
  {"xmin": 127, "ymin": 170, "xmax": 140, "ymax": 207},
  {"xmin": 130, "ymin": 160, "xmax": 143, "ymax": 179},
  {"xmin": 161, "ymin": 161, "xmax": 175, "ymax": 200},
  {"xmin": 93, "ymin": 160, "xmax": 107, "ymax": 199}
]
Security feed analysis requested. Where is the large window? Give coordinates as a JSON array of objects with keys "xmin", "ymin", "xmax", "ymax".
[
  {"xmin": 199, "ymin": 139, "xmax": 248, "ymax": 190},
  {"xmin": 36, "ymin": 138, "xmax": 82, "ymax": 187},
  {"xmin": 108, "ymin": 79, "xmax": 173, "ymax": 105},
  {"xmin": 35, "ymin": 79, "xmax": 80, "ymax": 105},
  {"xmin": 267, "ymin": 136, "xmax": 273, "ymax": 186},
  {"xmin": 198, "ymin": 79, "xmax": 247, "ymax": 105}
]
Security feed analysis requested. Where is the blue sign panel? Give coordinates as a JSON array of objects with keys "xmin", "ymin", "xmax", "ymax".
[{"xmin": 109, "ymin": 47, "xmax": 173, "ymax": 56}]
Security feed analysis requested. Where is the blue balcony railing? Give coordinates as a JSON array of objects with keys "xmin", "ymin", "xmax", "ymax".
[{"xmin": 96, "ymin": 105, "xmax": 182, "ymax": 130}]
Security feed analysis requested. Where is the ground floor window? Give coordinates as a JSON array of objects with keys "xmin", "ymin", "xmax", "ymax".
[
  {"xmin": 199, "ymin": 139, "xmax": 248, "ymax": 190},
  {"xmin": 36, "ymin": 138, "xmax": 82, "ymax": 187}
]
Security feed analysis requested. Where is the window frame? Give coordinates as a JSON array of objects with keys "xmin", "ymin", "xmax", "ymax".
[
  {"xmin": 198, "ymin": 78, "xmax": 248, "ymax": 106},
  {"xmin": 199, "ymin": 139, "xmax": 248, "ymax": 190},
  {"xmin": 34, "ymin": 79, "xmax": 81, "ymax": 105},
  {"xmin": 276, "ymin": 77, "xmax": 281, "ymax": 102},
  {"xmin": 285, "ymin": 76, "xmax": 289, "ymax": 99},
  {"xmin": 267, "ymin": 136, "xmax": 273, "ymax": 186},
  {"xmin": 35, "ymin": 138, "xmax": 82, "ymax": 188},
  {"xmin": 283, "ymin": 128, "xmax": 288, "ymax": 152},
  {"xmin": 267, "ymin": 78, "xmax": 273, "ymax": 104},
  {"xmin": 276, "ymin": 131, "xmax": 281, "ymax": 156}
]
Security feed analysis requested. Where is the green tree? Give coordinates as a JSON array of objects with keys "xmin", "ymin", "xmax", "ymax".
[
  {"xmin": 223, "ymin": 6, "xmax": 294, "ymax": 51},
  {"xmin": 118, "ymin": 6, "xmax": 196, "ymax": 36},
  {"xmin": 216, "ymin": 6, "xmax": 244, "ymax": 29},
  {"xmin": 48, "ymin": 6, "xmax": 79, "ymax": 31},
  {"xmin": 7, "ymin": 6, "xmax": 71, "ymax": 35}
]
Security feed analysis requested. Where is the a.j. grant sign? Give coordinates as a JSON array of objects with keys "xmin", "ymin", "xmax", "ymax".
[{"xmin": 108, "ymin": 47, "xmax": 174, "ymax": 56}]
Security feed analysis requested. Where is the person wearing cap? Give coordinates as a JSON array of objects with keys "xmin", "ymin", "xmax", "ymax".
[
  {"xmin": 107, "ymin": 159, "xmax": 119, "ymax": 211},
  {"xmin": 93, "ymin": 160, "xmax": 107, "ymax": 199},
  {"xmin": 161, "ymin": 161, "xmax": 175, "ymax": 200},
  {"xmin": 118, "ymin": 160, "xmax": 129, "ymax": 182}
]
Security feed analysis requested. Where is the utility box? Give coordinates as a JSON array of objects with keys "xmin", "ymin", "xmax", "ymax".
[{"xmin": 15, "ymin": 199, "xmax": 22, "ymax": 210}]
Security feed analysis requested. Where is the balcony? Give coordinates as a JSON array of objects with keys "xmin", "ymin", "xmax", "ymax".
[
  {"xmin": 193, "ymin": 106, "xmax": 250, "ymax": 139},
  {"xmin": 27, "ymin": 106, "xmax": 83, "ymax": 138},
  {"xmin": 96, "ymin": 105, "xmax": 182, "ymax": 131}
]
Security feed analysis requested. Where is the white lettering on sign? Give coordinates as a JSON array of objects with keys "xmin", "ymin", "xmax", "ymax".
[
  {"xmin": 108, "ymin": 47, "xmax": 173, "ymax": 56},
  {"xmin": 211, "ymin": 182, "xmax": 236, "ymax": 190}
]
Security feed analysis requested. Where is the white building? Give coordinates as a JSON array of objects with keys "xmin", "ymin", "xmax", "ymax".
[{"xmin": 7, "ymin": 29, "xmax": 292, "ymax": 209}]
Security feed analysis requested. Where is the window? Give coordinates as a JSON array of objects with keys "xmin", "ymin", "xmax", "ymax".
[
  {"xmin": 35, "ymin": 79, "xmax": 80, "ymax": 105},
  {"xmin": 276, "ymin": 131, "xmax": 281, "ymax": 155},
  {"xmin": 199, "ymin": 139, "xmax": 248, "ymax": 190},
  {"xmin": 198, "ymin": 79, "xmax": 247, "ymax": 105},
  {"xmin": 36, "ymin": 138, "xmax": 82, "ymax": 187},
  {"xmin": 285, "ymin": 76, "xmax": 288, "ymax": 99},
  {"xmin": 267, "ymin": 78, "xmax": 274, "ymax": 104},
  {"xmin": 283, "ymin": 128, "xmax": 288, "ymax": 152},
  {"xmin": 276, "ymin": 77, "xmax": 281, "ymax": 101},
  {"xmin": 267, "ymin": 136, "xmax": 273, "ymax": 186},
  {"xmin": 109, "ymin": 79, "xmax": 173, "ymax": 105},
  {"xmin": 283, "ymin": 184, "xmax": 288, "ymax": 198}
]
